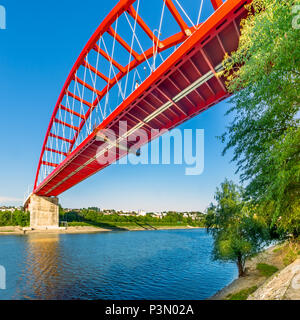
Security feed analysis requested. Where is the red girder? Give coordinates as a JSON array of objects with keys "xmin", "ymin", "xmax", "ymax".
[
  {"xmin": 211, "ymin": 0, "xmax": 224, "ymax": 11},
  {"xmin": 66, "ymin": 91, "xmax": 94, "ymax": 109},
  {"xmin": 74, "ymin": 76, "xmax": 103, "ymax": 98},
  {"xmin": 54, "ymin": 118, "xmax": 79, "ymax": 132},
  {"xmin": 45, "ymin": 147, "xmax": 68, "ymax": 157},
  {"xmin": 42, "ymin": 161, "xmax": 58, "ymax": 168},
  {"xmin": 90, "ymin": 29, "xmax": 193, "ymax": 112},
  {"xmin": 34, "ymin": 0, "xmax": 252, "ymax": 194},
  {"xmin": 107, "ymin": 26, "xmax": 140, "ymax": 61},
  {"xmin": 93, "ymin": 44, "xmax": 126, "ymax": 73},
  {"xmin": 82, "ymin": 60, "xmax": 110, "ymax": 84},
  {"xmin": 164, "ymin": 0, "xmax": 191, "ymax": 35},
  {"xmin": 199, "ymin": 47, "xmax": 227, "ymax": 92},
  {"xmin": 49, "ymin": 133, "xmax": 73, "ymax": 144},
  {"xmin": 156, "ymin": 86, "xmax": 188, "ymax": 116},
  {"xmin": 127, "ymin": 5, "xmax": 161, "ymax": 44},
  {"xmin": 60, "ymin": 104, "xmax": 85, "ymax": 120}
]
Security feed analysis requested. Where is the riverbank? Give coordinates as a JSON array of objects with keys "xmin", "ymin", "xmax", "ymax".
[
  {"xmin": 0, "ymin": 225, "xmax": 203, "ymax": 235},
  {"xmin": 210, "ymin": 241, "xmax": 300, "ymax": 300}
]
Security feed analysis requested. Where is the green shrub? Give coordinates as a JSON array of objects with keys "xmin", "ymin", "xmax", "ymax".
[
  {"xmin": 0, "ymin": 210, "xmax": 29, "ymax": 227},
  {"xmin": 226, "ymin": 286, "xmax": 258, "ymax": 300},
  {"xmin": 59, "ymin": 209, "xmax": 205, "ymax": 229},
  {"xmin": 256, "ymin": 263, "xmax": 278, "ymax": 277},
  {"xmin": 283, "ymin": 249, "xmax": 298, "ymax": 266}
]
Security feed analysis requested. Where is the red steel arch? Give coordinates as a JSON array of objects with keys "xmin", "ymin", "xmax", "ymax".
[{"xmin": 34, "ymin": 0, "xmax": 252, "ymax": 196}]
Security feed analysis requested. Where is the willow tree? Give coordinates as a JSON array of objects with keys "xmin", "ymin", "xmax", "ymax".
[
  {"xmin": 221, "ymin": 0, "xmax": 300, "ymax": 237},
  {"xmin": 205, "ymin": 180, "xmax": 268, "ymax": 277}
]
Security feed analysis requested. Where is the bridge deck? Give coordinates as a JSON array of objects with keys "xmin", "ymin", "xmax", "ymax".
[{"xmin": 34, "ymin": 0, "xmax": 250, "ymax": 196}]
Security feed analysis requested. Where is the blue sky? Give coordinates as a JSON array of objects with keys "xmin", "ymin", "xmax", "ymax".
[{"xmin": 0, "ymin": 0, "xmax": 239, "ymax": 212}]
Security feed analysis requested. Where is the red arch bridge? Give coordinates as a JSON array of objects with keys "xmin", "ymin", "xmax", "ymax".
[{"xmin": 25, "ymin": 0, "xmax": 252, "ymax": 226}]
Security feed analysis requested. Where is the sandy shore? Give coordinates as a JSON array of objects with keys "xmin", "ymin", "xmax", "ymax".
[
  {"xmin": 0, "ymin": 226, "xmax": 111, "ymax": 235},
  {"xmin": 0, "ymin": 225, "xmax": 202, "ymax": 236}
]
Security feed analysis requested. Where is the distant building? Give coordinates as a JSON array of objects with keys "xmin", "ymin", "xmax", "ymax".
[
  {"xmin": 137, "ymin": 210, "xmax": 146, "ymax": 216},
  {"xmin": 0, "ymin": 207, "xmax": 16, "ymax": 212},
  {"xmin": 151, "ymin": 212, "xmax": 163, "ymax": 219}
]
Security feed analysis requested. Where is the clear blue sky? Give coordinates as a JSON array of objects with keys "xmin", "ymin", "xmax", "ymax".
[{"xmin": 0, "ymin": 0, "xmax": 239, "ymax": 212}]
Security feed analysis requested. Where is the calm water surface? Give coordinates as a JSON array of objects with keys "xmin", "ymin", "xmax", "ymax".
[{"xmin": 0, "ymin": 229, "xmax": 237, "ymax": 300}]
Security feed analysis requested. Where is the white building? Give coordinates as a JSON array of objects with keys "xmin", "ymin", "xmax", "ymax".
[{"xmin": 137, "ymin": 210, "xmax": 147, "ymax": 216}]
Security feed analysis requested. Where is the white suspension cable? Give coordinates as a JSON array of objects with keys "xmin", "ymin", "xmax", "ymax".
[
  {"xmin": 101, "ymin": 35, "xmax": 130, "ymax": 118},
  {"xmin": 197, "ymin": 0, "xmax": 204, "ymax": 26},
  {"xmin": 174, "ymin": 0, "xmax": 195, "ymax": 27},
  {"xmin": 101, "ymin": 37, "xmax": 125, "ymax": 102},
  {"xmin": 153, "ymin": 0, "xmax": 166, "ymax": 71},
  {"xmin": 85, "ymin": 53, "xmax": 105, "ymax": 120},
  {"xmin": 124, "ymin": 0, "xmax": 140, "ymax": 99},
  {"xmin": 57, "ymin": 107, "xmax": 66, "ymax": 163},
  {"xmin": 90, "ymin": 37, "xmax": 103, "ymax": 128},
  {"xmin": 135, "ymin": 68, "xmax": 142, "ymax": 83},
  {"xmin": 101, "ymin": 15, "xmax": 119, "ymax": 119},
  {"xmin": 124, "ymin": 12, "xmax": 153, "ymax": 73},
  {"xmin": 131, "ymin": 69, "xmax": 137, "ymax": 93}
]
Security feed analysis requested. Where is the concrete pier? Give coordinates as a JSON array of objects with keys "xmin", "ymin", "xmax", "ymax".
[{"xmin": 27, "ymin": 194, "xmax": 59, "ymax": 229}]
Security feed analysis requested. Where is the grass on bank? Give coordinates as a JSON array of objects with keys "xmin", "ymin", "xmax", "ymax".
[
  {"xmin": 66, "ymin": 221, "xmax": 200, "ymax": 230},
  {"xmin": 226, "ymin": 286, "xmax": 258, "ymax": 300},
  {"xmin": 256, "ymin": 263, "xmax": 278, "ymax": 277},
  {"xmin": 271, "ymin": 241, "xmax": 300, "ymax": 266}
]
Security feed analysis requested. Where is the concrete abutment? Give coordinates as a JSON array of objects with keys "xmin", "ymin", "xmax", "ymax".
[{"xmin": 27, "ymin": 194, "xmax": 60, "ymax": 229}]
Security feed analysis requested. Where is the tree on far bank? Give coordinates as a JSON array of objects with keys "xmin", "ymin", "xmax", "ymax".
[
  {"xmin": 220, "ymin": 0, "xmax": 300, "ymax": 237},
  {"xmin": 205, "ymin": 180, "xmax": 269, "ymax": 277}
]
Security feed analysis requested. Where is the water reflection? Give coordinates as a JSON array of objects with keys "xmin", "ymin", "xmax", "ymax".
[
  {"xmin": 0, "ymin": 230, "xmax": 238, "ymax": 300},
  {"xmin": 16, "ymin": 234, "xmax": 61, "ymax": 299}
]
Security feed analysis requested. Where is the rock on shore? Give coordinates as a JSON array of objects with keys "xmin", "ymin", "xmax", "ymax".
[{"xmin": 248, "ymin": 258, "xmax": 300, "ymax": 300}]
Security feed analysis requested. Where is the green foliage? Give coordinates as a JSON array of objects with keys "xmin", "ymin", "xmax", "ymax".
[
  {"xmin": 256, "ymin": 263, "xmax": 278, "ymax": 277},
  {"xmin": 226, "ymin": 286, "xmax": 258, "ymax": 300},
  {"xmin": 0, "ymin": 210, "xmax": 30, "ymax": 227},
  {"xmin": 59, "ymin": 208, "xmax": 205, "ymax": 229},
  {"xmin": 205, "ymin": 179, "xmax": 269, "ymax": 276},
  {"xmin": 221, "ymin": 0, "xmax": 300, "ymax": 237},
  {"xmin": 283, "ymin": 247, "xmax": 299, "ymax": 266}
]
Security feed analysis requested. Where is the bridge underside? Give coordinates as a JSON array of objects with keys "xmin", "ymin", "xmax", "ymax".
[{"xmin": 34, "ymin": 0, "xmax": 250, "ymax": 197}]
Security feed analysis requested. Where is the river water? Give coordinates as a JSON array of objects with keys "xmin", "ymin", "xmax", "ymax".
[{"xmin": 0, "ymin": 229, "xmax": 237, "ymax": 300}]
